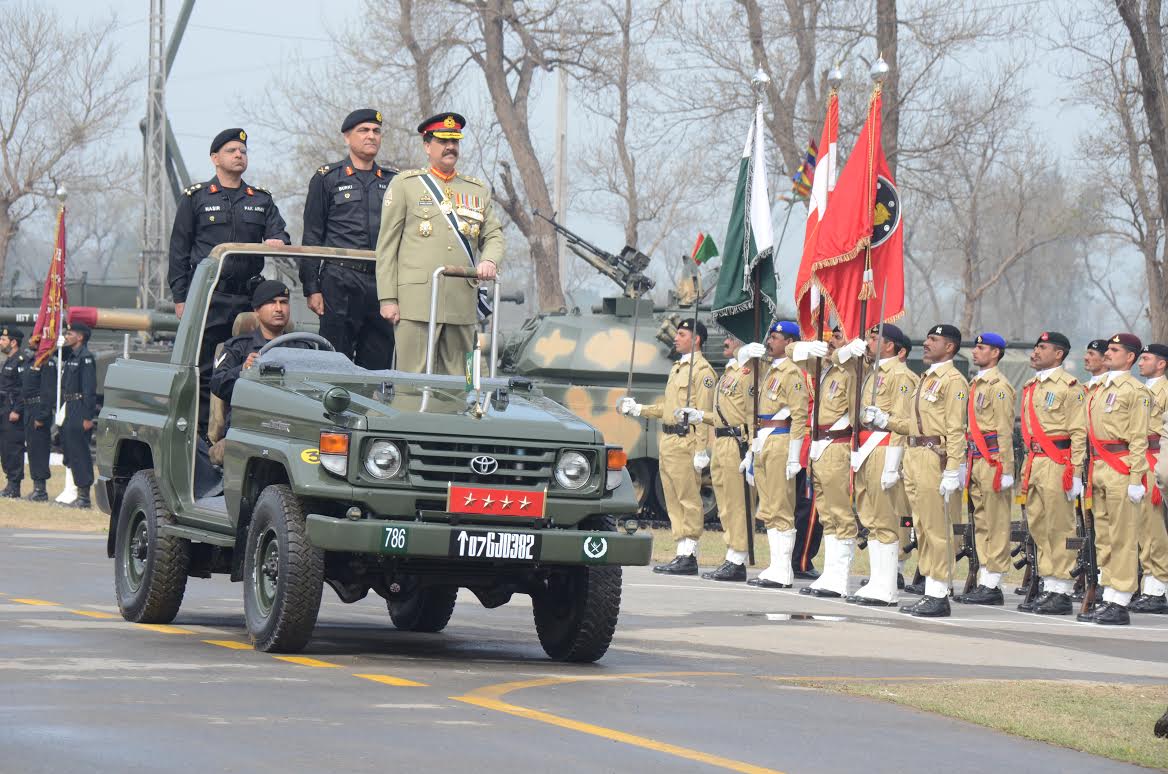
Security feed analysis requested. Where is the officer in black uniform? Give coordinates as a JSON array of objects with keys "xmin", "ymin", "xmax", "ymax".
[
  {"xmin": 21, "ymin": 336, "xmax": 55, "ymax": 502},
  {"xmin": 59, "ymin": 321, "xmax": 97, "ymax": 509},
  {"xmin": 0, "ymin": 327, "xmax": 27, "ymax": 497},
  {"xmin": 299, "ymin": 109, "xmax": 396, "ymax": 368},
  {"xmin": 167, "ymin": 127, "xmax": 290, "ymax": 433}
]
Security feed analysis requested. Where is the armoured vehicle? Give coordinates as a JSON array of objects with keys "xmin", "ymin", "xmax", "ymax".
[{"xmin": 96, "ymin": 244, "xmax": 650, "ymax": 662}]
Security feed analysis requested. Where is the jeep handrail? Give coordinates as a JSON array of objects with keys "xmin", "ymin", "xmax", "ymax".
[{"xmin": 426, "ymin": 265, "xmax": 501, "ymax": 378}]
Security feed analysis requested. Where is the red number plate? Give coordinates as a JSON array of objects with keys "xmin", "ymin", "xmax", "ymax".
[{"xmin": 447, "ymin": 484, "xmax": 547, "ymax": 518}]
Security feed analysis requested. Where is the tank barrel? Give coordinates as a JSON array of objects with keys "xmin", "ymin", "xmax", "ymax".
[{"xmin": 0, "ymin": 306, "xmax": 179, "ymax": 333}]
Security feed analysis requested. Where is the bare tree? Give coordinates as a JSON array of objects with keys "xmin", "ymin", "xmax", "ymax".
[{"xmin": 0, "ymin": 4, "xmax": 133, "ymax": 286}]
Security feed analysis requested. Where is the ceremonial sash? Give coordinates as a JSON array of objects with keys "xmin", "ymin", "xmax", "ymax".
[
  {"xmin": 1021, "ymin": 382, "xmax": 1074, "ymax": 492},
  {"xmin": 419, "ymin": 174, "xmax": 492, "ymax": 320},
  {"xmin": 850, "ymin": 430, "xmax": 890, "ymax": 471},
  {"xmin": 1146, "ymin": 436, "xmax": 1162, "ymax": 507},
  {"xmin": 1085, "ymin": 388, "xmax": 1131, "ymax": 500},
  {"xmin": 967, "ymin": 382, "xmax": 1004, "ymax": 492}
]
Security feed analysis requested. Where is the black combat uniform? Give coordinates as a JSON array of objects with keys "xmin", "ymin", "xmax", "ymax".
[
  {"xmin": 0, "ymin": 332, "xmax": 27, "ymax": 497},
  {"xmin": 167, "ymin": 175, "xmax": 290, "ymax": 433},
  {"xmin": 22, "ymin": 346, "xmax": 55, "ymax": 501},
  {"xmin": 210, "ymin": 329, "xmax": 309, "ymax": 430},
  {"xmin": 299, "ymin": 159, "xmax": 395, "ymax": 368},
  {"xmin": 60, "ymin": 331, "xmax": 97, "ymax": 507}
]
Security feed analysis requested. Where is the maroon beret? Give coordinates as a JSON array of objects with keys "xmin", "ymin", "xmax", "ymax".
[{"xmin": 1109, "ymin": 333, "xmax": 1143, "ymax": 354}]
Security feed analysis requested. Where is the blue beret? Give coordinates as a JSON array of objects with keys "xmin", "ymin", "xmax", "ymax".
[
  {"xmin": 976, "ymin": 332, "xmax": 1006, "ymax": 350},
  {"xmin": 769, "ymin": 320, "xmax": 800, "ymax": 338}
]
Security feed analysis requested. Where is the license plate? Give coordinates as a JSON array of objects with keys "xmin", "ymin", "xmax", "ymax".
[
  {"xmin": 449, "ymin": 529, "xmax": 541, "ymax": 561},
  {"xmin": 447, "ymin": 484, "xmax": 547, "ymax": 518},
  {"xmin": 381, "ymin": 526, "xmax": 409, "ymax": 555}
]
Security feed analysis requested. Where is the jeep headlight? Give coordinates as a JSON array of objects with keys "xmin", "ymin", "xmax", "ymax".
[
  {"xmin": 364, "ymin": 440, "xmax": 403, "ymax": 479},
  {"xmin": 554, "ymin": 450, "xmax": 591, "ymax": 490}
]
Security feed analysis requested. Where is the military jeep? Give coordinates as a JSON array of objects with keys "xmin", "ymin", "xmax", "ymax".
[{"xmin": 95, "ymin": 245, "xmax": 651, "ymax": 662}]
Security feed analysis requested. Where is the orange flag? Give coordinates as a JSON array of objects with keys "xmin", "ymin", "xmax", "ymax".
[{"xmin": 32, "ymin": 205, "xmax": 67, "ymax": 367}]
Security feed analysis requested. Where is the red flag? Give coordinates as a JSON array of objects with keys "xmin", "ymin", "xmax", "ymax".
[
  {"xmin": 794, "ymin": 88, "xmax": 839, "ymax": 334},
  {"xmin": 32, "ymin": 206, "xmax": 67, "ymax": 367},
  {"xmin": 801, "ymin": 86, "xmax": 904, "ymax": 339}
]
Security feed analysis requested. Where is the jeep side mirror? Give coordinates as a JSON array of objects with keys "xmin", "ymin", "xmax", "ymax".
[{"xmin": 322, "ymin": 387, "xmax": 352, "ymax": 415}]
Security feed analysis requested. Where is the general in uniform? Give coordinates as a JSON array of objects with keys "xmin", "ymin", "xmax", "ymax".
[
  {"xmin": 956, "ymin": 333, "xmax": 1017, "ymax": 605},
  {"xmin": 619, "ymin": 319, "xmax": 715, "ymax": 574},
  {"xmin": 1080, "ymin": 333, "xmax": 1150, "ymax": 626},
  {"xmin": 167, "ymin": 128, "xmax": 290, "ymax": 433},
  {"xmin": 21, "ymin": 337, "xmax": 55, "ymax": 502},
  {"xmin": 60, "ymin": 322, "xmax": 97, "ymax": 509},
  {"xmin": 0, "ymin": 327, "xmax": 27, "ymax": 498},
  {"xmin": 1016, "ymin": 332, "xmax": 1086, "ymax": 614},
  {"xmin": 376, "ymin": 113, "xmax": 503, "ymax": 375},
  {"xmin": 300, "ymin": 109, "xmax": 396, "ymax": 369},
  {"xmin": 867, "ymin": 324, "xmax": 968, "ymax": 617},
  {"xmin": 1132, "ymin": 342, "xmax": 1168, "ymax": 613}
]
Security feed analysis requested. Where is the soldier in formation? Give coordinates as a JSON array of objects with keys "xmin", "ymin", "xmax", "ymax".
[
  {"xmin": 59, "ymin": 322, "xmax": 97, "ymax": 509},
  {"xmin": 1133, "ymin": 343, "xmax": 1168, "ymax": 613},
  {"xmin": 22, "ymin": 335, "xmax": 55, "ymax": 502},
  {"xmin": 0, "ymin": 327, "xmax": 27, "ymax": 498}
]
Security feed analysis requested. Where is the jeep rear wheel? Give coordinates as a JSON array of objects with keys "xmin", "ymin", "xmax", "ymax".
[
  {"xmin": 388, "ymin": 585, "xmax": 458, "ymax": 632},
  {"xmin": 243, "ymin": 485, "xmax": 323, "ymax": 653},
  {"xmin": 114, "ymin": 470, "xmax": 190, "ymax": 623},
  {"xmin": 532, "ymin": 566, "xmax": 622, "ymax": 663}
]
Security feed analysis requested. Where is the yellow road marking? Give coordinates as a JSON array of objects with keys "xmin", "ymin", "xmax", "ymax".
[
  {"xmin": 204, "ymin": 639, "xmax": 253, "ymax": 650},
  {"xmin": 453, "ymin": 672, "xmax": 783, "ymax": 774},
  {"xmin": 135, "ymin": 623, "xmax": 193, "ymax": 635},
  {"xmin": 68, "ymin": 609, "xmax": 119, "ymax": 619},
  {"xmin": 10, "ymin": 598, "xmax": 59, "ymax": 606},
  {"xmin": 274, "ymin": 656, "xmax": 340, "ymax": 668},
  {"xmin": 353, "ymin": 673, "xmax": 428, "ymax": 687}
]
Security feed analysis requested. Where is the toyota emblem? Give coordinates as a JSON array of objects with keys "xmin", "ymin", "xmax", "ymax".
[{"xmin": 469, "ymin": 455, "xmax": 499, "ymax": 475}]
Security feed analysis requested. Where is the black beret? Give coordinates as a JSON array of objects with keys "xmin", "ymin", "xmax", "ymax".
[
  {"xmin": 418, "ymin": 112, "xmax": 466, "ymax": 139},
  {"xmin": 1142, "ymin": 343, "xmax": 1168, "ymax": 360},
  {"xmin": 869, "ymin": 322, "xmax": 905, "ymax": 344},
  {"xmin": 1086, "ymin": 339, "xmax": 1108, "ymax": 354},
  {"xmin": 341, "ymin": 109, "xmax": 382, "ymax": 133},
  {"xmin": 251, "ymin": 279, "xmax": 289, "ymax": 309},
  {"xmin": 210, "ymin": 128, "xmax": 247, "ymax": 154},
  {"xmin": 67, "ymin": 321, "xmax": 91, "ymax": 338},
  {"xmin": 0, "ymin": 327, "xmax": 23, "ymax": 342},
  {"xmin": 1034, "ymin": 331, "xmax": 1071, "ymax": 351},
  {"xmin": 927, "ymin": 323, "xmax": 961, "ymax": 345},
  {"xmin": 677, "ymin": 318, "xmax": 707, "ymax": 342},
  {"xmin": 1110, "ymin": 333, "xmax": 1143, "ymax": 354}
]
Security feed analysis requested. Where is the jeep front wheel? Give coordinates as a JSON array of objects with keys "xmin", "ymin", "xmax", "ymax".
[
  {"xmin": 243, "ymin": 484, "xmax": 324, "ymax": 653},
  {"xmin": 532, "ymin": 566, "xmax": 622, "ymax": 663},
  {"xmin": 388, "ymin": 585, "xmax": 458, "ymax": 632},
  {"xmin": 114, "ymin": 470, "xmax": 190, "ymax": 623}
]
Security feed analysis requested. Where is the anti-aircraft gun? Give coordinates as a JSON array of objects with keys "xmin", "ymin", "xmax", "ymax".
[{"xmin": 533, "ymin": 210, "xmax": 654, "ymax": 299}]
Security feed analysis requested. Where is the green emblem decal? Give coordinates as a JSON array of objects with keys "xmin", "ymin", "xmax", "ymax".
[{"xmin": 582, "ymin": 536, "xmax": 608, "ymax": 562}]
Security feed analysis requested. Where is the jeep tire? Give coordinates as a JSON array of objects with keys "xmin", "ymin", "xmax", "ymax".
[
  {"xmin": 532, "ymin": 565, "xmax": 622, "ymax": 663},
  {"xmin": 388, "ymin": 585, "xmax": 458, "ymax": 632},
  {"xmin": 243, "ymin": 484, "xmax": 324, "ymax": 653},
  {"xmin": 114, "ymin": 470, "xmax": 190, "ymax": 623}
]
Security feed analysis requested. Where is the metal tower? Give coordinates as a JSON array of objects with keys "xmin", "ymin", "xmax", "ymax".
[{"xmin": 139, "ymin": 0, "xmax": 169, "ymax": 309}]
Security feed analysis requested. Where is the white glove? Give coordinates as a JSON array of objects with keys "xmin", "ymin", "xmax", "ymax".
[
  {"xmin": 836, "ymin": 337, "xmax": 867, "ymax": 363},
  {"xmin": 791, "ymin": 340, "xmax": 828, "ymax": 361},
  {"xmin": 1128, "ymin": 484, "xmax": 1146, "ymax": 504},
  {"xmin": 1067, "ymin": 477, "xmax": 1083, "ymax": 502},
  {"xmin": 785, "ymin": 438, "xmax": 803, "ymax": 480},
  {"xmin": 939, "ymin": 470, "xmax": 962, "ymax": 502},
  {"xmin": 999, "ymin": 473, "xmax": 1014, "ymax": 491},
  {"xmin": 617, "ymin": 397, "xmax": 642, "ymax": 416},
  {"xmin": 850, "ymin": 451, "xmax": 862, "ymax": 471},
  {"xmin": 736, "ymin": 341, "xmax": 766, "ymax": 361},
  {"xmin": 881, "ymin": 446, "xmax": 903, "ymax": 490},
  {"xmin": 881, "ymin": 470, "xmax": 900, "ymax": 489},
  {"xmin": 675, "ymin": 407, "xmax": 704, "ymax": 425},
  {"xmin": 863, "ymin": 405, "xmax": 889, "ymax": 429},
  {"xmin": 739, "ymin": 451, "xmax": 755, "ymax": 486},
  {"xmin": 693, "ymin": 450, "xmax": 710, "ymax": 470}
]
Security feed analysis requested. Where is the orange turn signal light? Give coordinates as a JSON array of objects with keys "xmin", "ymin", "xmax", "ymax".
[
  {"xmin": 606, "ymin": 448, "xmax": 628, "ymax": 470},
  {"xmin": 319, "ymin": 431, "xmax": 350, "ymax": 455}
]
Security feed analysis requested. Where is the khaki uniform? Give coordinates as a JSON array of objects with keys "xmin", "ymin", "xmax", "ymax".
[
  {"xmin": 702, "ymin": 358, "xmax": 754, "ymax": 554},
  {"xmin": 1020, "ymin": 368, "xmax": 1087, "ymax": 583},
  {"xmin": 753, "ymin": 358, "xmax": 808, "ymax": 532},
  {"xmin": 857, "ymin": 359, "xmax": 918, "ymax": 545},
  {"xmin": 887, "ymin": 361, "xmax": 968, "ymax": 588},
  {"xmin": 966, "ymin": 367, "xmax": 1016, "ymax": 577},
  {"xmin": 375, "ymin": 169, "xmax": 504, "ymax": 374},
  {"xmin": 641, "ymin": 353, "xmax": 716, "ymax": 542},
  {"xmin": 1088, "ymin": 373, "xmax": 1150, "ymax": 598},
  {"xmin": 803, "ymin": 352, "xmax": 856, "ymax": 540},
  {"xmin": 1139, "ymin": 377, "xmax": 1168, "ymax": 585}
]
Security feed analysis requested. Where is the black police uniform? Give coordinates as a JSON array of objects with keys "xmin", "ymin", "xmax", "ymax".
[
  {"xmin": 299, "ymin": 160, "xmax": 396, "ymax": 368},
  {"xmin": 21, "ymin": 348, "xmax": 55, "ymax": 499},
  {"xmin": 167, "ymin": 176, "xmax": 290, "ymax": 432},
  {"xmin": 60, "ymin": 343, "xmax": 97, "ymax": 499},
  {"xmin": 0, "ymin": 344, "xmax": 27, "ymax": 494},
  {"xmin": 210, "ymin": 329, "xmax": 310, "ymax": 430}
]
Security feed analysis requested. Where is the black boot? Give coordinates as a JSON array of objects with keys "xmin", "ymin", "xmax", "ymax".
[
  {"xmin": 1033, "ymin": 592, "xmax": 1073, "ymax": 615},
  {"xmin": 747, "ymin": 576, "xmax": 792, "ymax": 589},
  {"xmin": 847, "ymin": 593, "xmax": 898, "ymax": 607},
  {"xmin": 793, "ymin": 565, "xmax": 820, "ymax": 581},
  {"xmin": 902, "ymin": 581, "xmax": 925, "ymax": 595},
  {"xmin": 1018, "ymin": 591, "xmax": 1053, "ymax": 613},
  {"xmin": 70, "ymin": 487, "xmax": 91, "ymax": 509},
  {"xmin": 799, "ymin": 586, "xmax": 842, "ymax": 598},
  {"xmin": 0, "ymin": 480, "xmax": 19, "ymax": 498},
  {"xmin": 956, "ymin": 585, "xmax": 1004, "ymax": 605},
  {"xmin": 701, "ymin": 560, "xmax": 746, "ymax": 582},
  {"xmin": 26, "ymin": 480, "xmax": 47, "ymax": 502},
  {"xmin": 1129, "ymin": 593, "xmax": 1168, "ymax": 614},
  {"xmin": 1089, "ymin": 601, "xmax": 1130, "ymax": 626},
  {"xmin": 653, "ymin": 554, "xmax": 698, "ymax": 576},
  {"xmin": 899, "ymin": 595, "xmax": 951, "ymax": 617}
]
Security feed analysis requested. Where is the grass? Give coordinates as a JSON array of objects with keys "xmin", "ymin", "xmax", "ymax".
[
  {"xmin": 0, "ymin": 465, "xmax": 107, "ymax": 532},
  {"xmin": 789, "ymin": 678, "xmax": 1168, "ymax": 770}
]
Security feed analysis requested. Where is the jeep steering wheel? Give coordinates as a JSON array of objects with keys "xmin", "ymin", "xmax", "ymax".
[{"xmin": 257, "ymin": 332, "xmax": 335, "ymax": 356}]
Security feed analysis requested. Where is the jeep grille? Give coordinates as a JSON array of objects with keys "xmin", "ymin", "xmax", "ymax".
[{"xmin": 406, "ymin": 440, "xmax": 556, "ymax": 487}]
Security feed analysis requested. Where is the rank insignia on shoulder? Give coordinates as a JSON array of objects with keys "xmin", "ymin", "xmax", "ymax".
[
  {"xmin": 253, "ymin": 185, "xmax": 272, "ymax": 195},
  {"xmin": 183, "ymin": 183, "xmax": 203, "ymax": 196},
  {"xmin": 318, "ymin": 165, "xmax": 330, "ymax": 175},
  {"xmin": 461, "ymin": 174, "xmax": 484, "ymax": 187}
]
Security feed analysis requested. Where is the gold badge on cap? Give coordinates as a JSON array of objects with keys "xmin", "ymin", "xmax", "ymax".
[
  {"xmin": 239, "ymin": 130, "xmax": 247, "ymax": 141},
  {"xmin": 375, "ymin": 111, "xmax": 382, "ymax": 122},
  {"xmin": 419, "ymin": 220, "xmax": 432, "ymax": 237},
  {"xmin": 443, "ymin": 116, "xmax": 456, "ymax": 128}
]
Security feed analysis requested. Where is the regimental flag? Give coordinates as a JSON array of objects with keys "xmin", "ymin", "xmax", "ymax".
[
  {"xmin": 712, "ymin": 104, "xmax": 778, "ymax": 344},
  {"xmin": 691, "ymin": 232, "xmax": 719, "ymax": 265},
  {"xmin": 800, "ymin": 83, "xmax": 904, "ymax": 339},
  {"xmin": 790, "ymin": 140, "xmax": 818, "ymax": 200},
  {"xmin": 32, "ymin": 206, "xmax": 67, "ymax": 367},
  {"xmin": 794, "ymin": 87, "xmax": 839, "ymax": 334}
]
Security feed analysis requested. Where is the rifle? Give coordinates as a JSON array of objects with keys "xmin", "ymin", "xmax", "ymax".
[
  {"xmin": 1011, "ymin": 496, "xmax": 1041, "ymax": 605},
  {"xmin": 1066, "ymin": 494, "xmax": 1098, "ymax": 614},
  {"xmin": 532, "ymin": 210, "xmax": 654, "ymax": 299},
  {"xmin": 954, "ymin": 456, "xmax": 980, "ymax": 595}
]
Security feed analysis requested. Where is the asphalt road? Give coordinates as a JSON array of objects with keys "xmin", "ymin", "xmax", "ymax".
[{"xmin": 2, "ymin": 528, "xmax": 1165, "ymax": 774}]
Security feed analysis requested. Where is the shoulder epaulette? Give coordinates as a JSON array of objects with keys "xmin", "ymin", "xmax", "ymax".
[
  {"xmin": 253, "ymin": 185, "xmax": 273, "ymax": 195},
  {"xmin": 459, "ymin": 174, "xmax": 485, "ymax": 187},
  {"xmin": 183, "ymin": 183, "xmax": 203, "ymax": 196},
  {"xmin": 317, "ymin": 165, "xmax": 330, "ymax": 176},
  {"xmin": 400, "ymin": 168, "xmax": 427, "ymax": 178}
]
